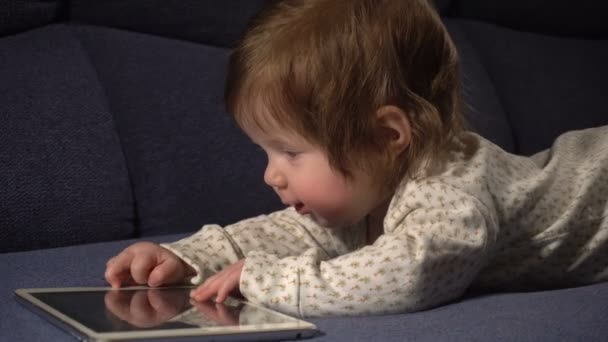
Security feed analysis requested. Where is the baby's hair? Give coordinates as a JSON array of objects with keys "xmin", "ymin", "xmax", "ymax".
[{"xmin": 225, "ymin": 0, "xmax": 464, "ymax": 189}]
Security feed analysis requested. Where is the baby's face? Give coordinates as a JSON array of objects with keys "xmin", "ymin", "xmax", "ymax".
[{"xmin": 244, "ymin": 123, "xmax": 384, "ymax": 228}]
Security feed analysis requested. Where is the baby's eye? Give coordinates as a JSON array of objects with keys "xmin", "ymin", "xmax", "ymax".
[{"xmin": 283, "ymin": 150, "xmax": 300, "ymax": 158}]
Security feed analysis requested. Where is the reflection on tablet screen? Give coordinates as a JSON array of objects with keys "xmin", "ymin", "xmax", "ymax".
[{"xmin": 30, "ymin": 288, "xmax": 297, "ymax": 333}]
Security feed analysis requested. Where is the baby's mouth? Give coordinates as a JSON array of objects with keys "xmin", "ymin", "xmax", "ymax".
[{"xmin": 294, "ymin": 203, "xmax": 306, "ymax": 214}]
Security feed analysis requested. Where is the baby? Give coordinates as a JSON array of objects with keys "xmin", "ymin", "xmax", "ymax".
[{"xmin": 105, "ymin": 0, "xmax": 608, "ymax": 317}]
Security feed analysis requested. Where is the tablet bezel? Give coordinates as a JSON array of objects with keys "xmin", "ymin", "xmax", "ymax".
[{"xmin": 15, "ymin": 287, "xmax": 318, "ymax": 341}]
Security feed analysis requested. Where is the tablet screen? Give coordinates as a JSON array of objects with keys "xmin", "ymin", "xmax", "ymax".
[{"xmin": 16, "ymin": 287, "xmax": 317, "ymax": 341}]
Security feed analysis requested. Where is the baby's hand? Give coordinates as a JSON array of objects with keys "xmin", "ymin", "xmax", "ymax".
[
  {"xmin": 190, "ymin": 259, "xmax": 246, "ymax": 303},
  {"xmin": 105, "ymin": 242, "xmax": 195, "ymax": 288}
]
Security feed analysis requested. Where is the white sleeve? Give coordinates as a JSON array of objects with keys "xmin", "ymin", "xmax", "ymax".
[
  {"xmin": 239, "ymin": 182, "xmax": 497, "ymax": 317},
  {"xmin": 161, "ymin": 208, "xmax": 365, "ymax": 284}
]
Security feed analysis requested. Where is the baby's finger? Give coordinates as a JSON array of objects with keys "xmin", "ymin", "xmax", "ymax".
[
  {"xmin": 148, "ymin": 258, "xmax": 184, "ymax": 287},
  {"xmin": 105, "ymin": 253, "xmax": 134, "ymax": 288},
  {"xmin": 191, "ymin": 274, "xmax": 225, "ymax": 302},
  {"xmin": 190, "ymin": 273, "xmax": 218, "ymax": 296},
  {"xmin": 105, "ymin": 269, "xmax": 122, "ymax": 288},
  {"xmin": 130, "ymin": 255, "xmax": 157, "ymax": 285},
  {"xmin": 214, "ymin": 269, "xmax": 239, "ymax": 303},
  {"xmin": 107, "ymin": 272, "xmax": 137, "ymax": 289},
  {"xmin": 214, "ymin": 282, "xmax": 233, "ymax": 304},
  {"xmin": 106, "ymin": 256, "xmax": 117, "ymax": 267},
  {"xmin": 190, "ymin": 281, "xmax": 218, "ymax": 301}
]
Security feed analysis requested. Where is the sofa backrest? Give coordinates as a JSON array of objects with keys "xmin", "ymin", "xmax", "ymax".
[
  {"xmin": 447, "ymin": 0, "xmax": 608, "ymax": 38},
  {"xmin": 453, "ymin": 20, "xmax": 608, "ymax": 155},
  {"xmin": 0, "ymin": 22, "xmax": 285, "ymax": 253},
  {"xmin": 0, "ymin": 26, "xmax": 135, "ymax": 252},
  {"xmin": 1, "ymin": 0, "xmax": 607, "ymax": 252},
  {"xmin": 71, "ymin": 25, "xmax": 283, "ymax": 238},
  {"xmin": 0, "ymin": 0, "xmax": 66, "ymax": 37},
  {"xmin": 446, "ymin": 0, "xmax": 608, "ymax": 154}
]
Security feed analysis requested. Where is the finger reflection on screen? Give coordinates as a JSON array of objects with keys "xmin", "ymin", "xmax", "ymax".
[
  {"xmin": 103, "ymin": 288, "xmax": 296, "ymax": 330},
  {"xmin": 190, "ymin": 299, "xmax": 242, "ymax": 325},
  {"xmin": 104, "ymin": 288, "xmax": 190, "ymax": 328}
]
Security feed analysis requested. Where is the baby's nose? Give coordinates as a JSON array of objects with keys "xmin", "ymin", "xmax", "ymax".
[{"xmin": 264, "ymin": 163, "xmax": 287, "ymax": 189}]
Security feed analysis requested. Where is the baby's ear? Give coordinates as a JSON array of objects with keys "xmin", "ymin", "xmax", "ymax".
[{"xmin": 375, "ymin": 105, "xmax": 411, "ymax": 154}]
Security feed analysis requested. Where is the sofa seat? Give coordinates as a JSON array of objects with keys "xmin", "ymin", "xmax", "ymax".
[{"xmin": 3, "ymin": 235, "xmax": 607, "ymax": 341}]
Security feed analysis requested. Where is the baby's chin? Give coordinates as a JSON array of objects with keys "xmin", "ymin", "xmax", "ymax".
[{"xmin": 303, "ymin": 211, "xmax": 355, "ymax": 229}]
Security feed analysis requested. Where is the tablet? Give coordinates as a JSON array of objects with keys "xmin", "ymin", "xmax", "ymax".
[{"xmin": 15, "ymin": 286, "xmax": 319, "ymax": 341}]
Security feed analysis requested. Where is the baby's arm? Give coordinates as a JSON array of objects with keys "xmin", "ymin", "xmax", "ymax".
[
  {"xmin": 240, "ymin": 184, "xmax": 497, "ymax": 317},
  {"xmin": 161, "ymin": 207, "xmax": 358, "ymax": 285}
]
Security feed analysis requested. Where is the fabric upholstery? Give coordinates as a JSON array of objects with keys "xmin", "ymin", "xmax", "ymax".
[
  {"xmin": 449, "ymin": 0, "xmax": 608, "ymax": 37},
  {"xmin": 0, "ymin": 0, "xmax": 65, "ymax": 36},
  {"xmin": 459, "ymin": 20, "xmax": 608, "ymax": 155},
  {"xmin": 0, "ymin": 25, "xmax": 135, "ymax": 252},
  {"xmin": 73, "ymin": 25, "xmax": 282, "ymax": 237},
  {"xmin": 445, "ymin": 21, "xmax": 515, "ymax": 152},
  {"xmin": 2, "ymin": 235, "xmax": 607, "ymax": 341},
  {"xmin": 69, "ymin": 0, "xmax": 268, "ymax": 48}
]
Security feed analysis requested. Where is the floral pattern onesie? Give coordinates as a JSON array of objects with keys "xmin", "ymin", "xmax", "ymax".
[{"xmin": 163, "ymin": 126, "xmax": 608, "ymax": 317}]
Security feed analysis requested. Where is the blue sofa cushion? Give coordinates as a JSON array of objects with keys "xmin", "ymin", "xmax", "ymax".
[
  {"xmin": 72, "ymin": 25, "xmax": 282, "ymax": 237},
  {"xmin": 67, "ymin": 0, "xmax": 456, "ymax": 48},
  {"xmin": 69, "ymin": 0, "xmax": 268, "ymax": 47},
  {"xmin": 0, "ymin": 0, "xmax": 66, "ymax": 36},
  {"xmin": 2, "ymin": 235, "xmax": 607, "ymax": 341},
  {"xmin": 0, "ymin": 25, "xmax": 135, "ymax": 252},
  {"xmin": 459, "ymin": 20, "xmax": 608, "ymax": 155},
  {"xmin": 445, "ymin": 20, "xmax": 515, "ymax": 152},
  {"xmin": 450, "ymin": 0, "xmax": 608, "ymax": 37}
]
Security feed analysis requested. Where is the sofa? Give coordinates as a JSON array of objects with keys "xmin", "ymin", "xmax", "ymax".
[{"xmin": 1, "ymin": 0, "xmax": 607, "ymax": 340}]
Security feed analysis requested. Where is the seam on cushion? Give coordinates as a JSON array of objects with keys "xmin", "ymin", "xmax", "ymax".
[
  {"xmin": 66, "ymin": 24, "xmax": 141, "ymax": 237},
  {"xmin": 454, "ymin": 19, "xmax": 520, "ymax": 153}
]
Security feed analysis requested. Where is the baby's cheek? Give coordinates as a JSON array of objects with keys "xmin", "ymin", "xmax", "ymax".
[{"xmin": 305, "ymin": 185, "xmax": 352, "ymax": 215}]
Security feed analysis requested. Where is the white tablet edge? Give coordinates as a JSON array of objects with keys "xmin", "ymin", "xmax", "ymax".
[{"xmin": 15, "ymin": 286, "xmax": 318, "ymax": 341}]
